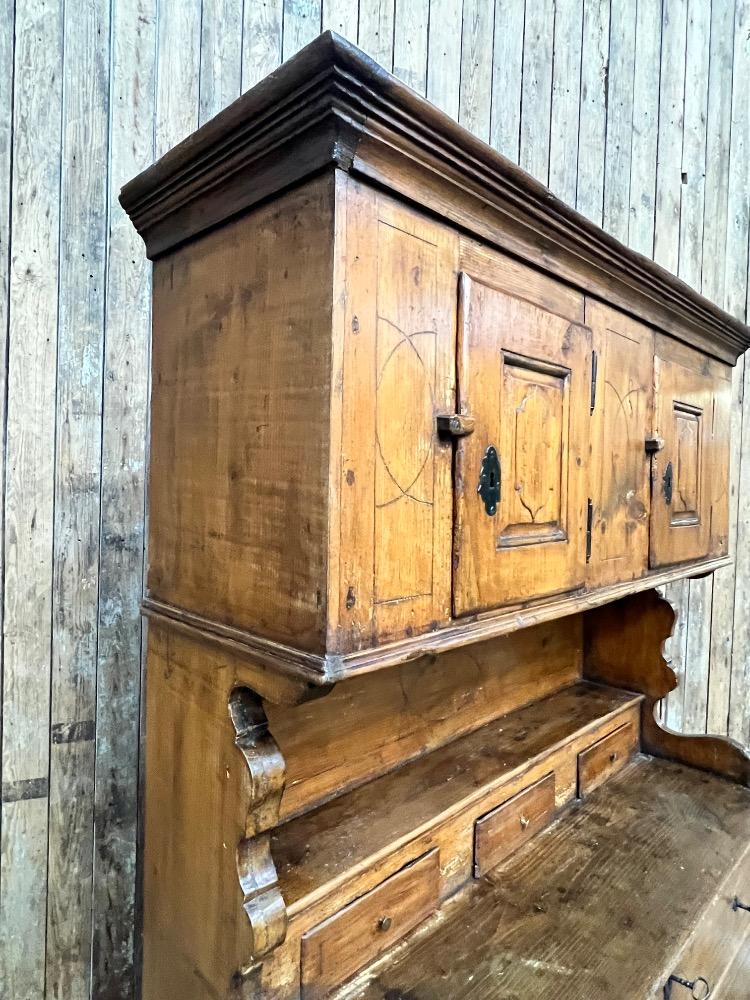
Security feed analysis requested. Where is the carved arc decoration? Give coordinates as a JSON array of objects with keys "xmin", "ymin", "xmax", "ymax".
[
  {"xmin": 584, "ymin": 588, "xmax": 750, "ymax": 786},
  {"xmin": 229, "ymin": 687, "xmax": 288, "ymax": 962}
]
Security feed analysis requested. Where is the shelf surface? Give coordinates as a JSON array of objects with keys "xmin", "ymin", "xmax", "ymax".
[
  {"xmin": 339, "ymin": 756, "xmax": 750, "ymax": 1000},
  {"xmin": 272, "ymin": 682, "xmax": 640, "ymax": 913}
]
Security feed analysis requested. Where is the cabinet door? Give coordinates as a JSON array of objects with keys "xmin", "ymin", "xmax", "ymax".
[
  {"xmin": 454, "ymin": 258, "xmax": 590, "ymax": 614},
  {"xmin": 650, "ymin": 338, "xmax": 731, "ymax": 568},
  {"xmin": 586, "ymin": 301, "xmax": 653, "ymax": 587}
]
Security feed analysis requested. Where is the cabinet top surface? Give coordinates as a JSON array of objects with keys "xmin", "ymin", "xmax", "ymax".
[{"xmin": 121, "ymin": 31, "xmax": 749, "ymax": 361}]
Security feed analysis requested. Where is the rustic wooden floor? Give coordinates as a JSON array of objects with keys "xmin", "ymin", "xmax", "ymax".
[{"xmin": 0, "ymin": 1, "xmax": 748, "ymax": 998}]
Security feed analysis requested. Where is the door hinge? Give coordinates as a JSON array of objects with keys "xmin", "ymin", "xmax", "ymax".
[
  {"xmin": 586, "ymin": 498, "xmax": 593, "ymax": 563},
  {"xmin": 590, "ymin": 350, "xmax": 598, "ymax": 414}
]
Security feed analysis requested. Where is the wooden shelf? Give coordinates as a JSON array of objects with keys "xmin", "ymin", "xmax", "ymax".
[
  {"xmin": 341, "ymin": 756, "xmax": 750, "ymax": 1000},
  {"xmin": 272, "ymin": 682, "xmax": 641, "ymax": 917}
]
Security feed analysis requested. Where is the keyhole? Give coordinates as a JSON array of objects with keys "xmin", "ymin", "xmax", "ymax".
[{"xmin": 489, "ymin": 471, "xmax": 496, "ymax": 487}]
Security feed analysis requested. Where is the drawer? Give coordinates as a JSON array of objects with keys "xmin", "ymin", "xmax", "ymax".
[
  {"xmin": 578, "ymin": 722, "xmax": 637, "ymax": 796},
  {"xmin": 474, "ymin": 772, "xmax": 556, "ymax": 877},
  {"xmin": 300, "ymin": 849, "xmax": 439, "ymax": 1000}
]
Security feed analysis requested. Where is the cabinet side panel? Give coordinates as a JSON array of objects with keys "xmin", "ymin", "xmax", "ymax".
[
  {"xmin": 333, "ymin": 179, "xmax": 458, "ymax": 651},
  {"xmin": 149, "ymin": 176, "xmax": 334, "ymax": 651}
]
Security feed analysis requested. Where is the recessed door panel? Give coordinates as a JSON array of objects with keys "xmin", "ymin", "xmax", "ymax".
[
  {"xmin": 454, "ymin": 258, "xmax": 589, "ymax": 615},
  {"xmin": 650, "ymin": 338, "xmax": 731, "ymax": 568}
]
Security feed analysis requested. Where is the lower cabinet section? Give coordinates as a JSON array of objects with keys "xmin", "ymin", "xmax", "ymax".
[
  {"xmin": 474, "ymin": 771, "xmax": 557, "ymax": 877},
  {"xmin": 300, "ymin": 850, "xmax": 439, "ymax": 1000}
]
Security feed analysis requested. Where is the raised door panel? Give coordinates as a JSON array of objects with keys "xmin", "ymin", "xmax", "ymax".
[
  {"xmin": 586, "ymin": 301, "xmax": 653, "ymax": 587},
  {"xmin": 454, "ymin": 247, "xmax": 589, "ymax": 614},
  {"xmin": 334, "ymin": 179, "xmax": 458, "ymax": 650},
  {"xmin": 650, "ymin": 337, "xmax": 732, "ymax": 568}
]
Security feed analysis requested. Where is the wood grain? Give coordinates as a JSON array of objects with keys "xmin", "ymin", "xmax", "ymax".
[{"xmin": 473, "ymin": 772, "xmax": 556, "ymax": 877}]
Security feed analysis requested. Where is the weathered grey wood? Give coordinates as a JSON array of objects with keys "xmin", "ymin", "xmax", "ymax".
[
  {"xmin": 425, "ymin": 0, "xmax": 462, "ymax": 119},
  {"xmin": 459, "ymin": 0, "xmax": 494, "ymax": 142},
  {"xmin": 628, "ymin": 0, "xmax": 662, "ymax": 256},
  {"xmin": 489, "ymin": 0, "xmax": 524, "ymax": 160},
  {"xmin": 283, "ymin": 0, "xmax": 322, "ymax": 59},
  {"xmin": 357, "ymin": 0, "xmax": 394, "ymax": 67},
  {"xmin": 242, "ymin": 0, "xmax": 283, "ymax": 89},
  {"xmin": 519, "ymin": 0, "xmax": 554, "ymax": 182},
  {"xmin": 0, "ymin": 2, "xmax": 63, "ymax": 997},
  {"xmin": 155, "ymin": 0, "xmax": 200, "ymax": 157},
  {"xmin": 393, "ymin": 0, "xmax": 429, "ymax": 95},
  {"xmin": 91, "ymin": 1, "xmax": 155, "ymax": 997},
  {"xmin": 548, "ymin": 0, "xmax": 583, "ymax": 205},
  {"xmin": 199, "ymin": 0, "xmax": 243, "ymax": 124},
  {"xmin": 603, "ymin": 0, "xmax": 636, "ymax": 244},
  {"xmin": 45, "ymin": 2, "xmax": 109, "ymax": 997},
  {"xmin": 323, "ymin": 0, "xmax": 358, "ymax": 38},
  {"xmin": 576, "ymin": 0, "xmax": 610, "ymax": 225}
]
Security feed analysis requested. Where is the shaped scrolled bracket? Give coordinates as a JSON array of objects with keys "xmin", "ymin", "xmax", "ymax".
[
  {"xmin": 584, "ymin": 588, "xmax": 750, "ymax": 786},
  {"xmin": 229, "ymin": 687, "xmax": 288, "ymax": 964}
]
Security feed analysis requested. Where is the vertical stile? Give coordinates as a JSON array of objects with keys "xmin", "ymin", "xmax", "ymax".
[
  {"xmin": 458, "ymin": 0, "xmax": 495, "ymax": 142},
  {"xmin": 603, "ymin": 0, "xmax": 636, "ymax": 244},
  {"xmin": 92, "ymin": 0, "xmax": 155, "ymax": 996},
  {"xmin": 731, "ymin": 354, "xmax": 750, "ymax": 744},
  {"xmin": 576, "ymin": 0, "xmax": 610, "ymax": 225},
  {"xmin": 45, "ymin": 0, "xmax": 110, "ymax": 996},
  {"xmin": 426, "ymin": 0, "xmax": 463, "ymax": 119},
  {"xmin": 548, "ymin": 0, "xmax": 584, "ymax": 205},
  {"xmin": 519, "ymin": 0, "xmax": 555, "ymax": 182},
  {"xmin": 0, "ymin": 2, "xmax": 63, "ymax": 998},
  {"xmin": 490, "ymin": 0, "xmax": 525, "ymax": 159}
]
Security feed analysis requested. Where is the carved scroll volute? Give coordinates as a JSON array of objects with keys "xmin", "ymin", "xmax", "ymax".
[{"xmin": 229, "ymin": 688, "xmax": 288, "ymax": 962}]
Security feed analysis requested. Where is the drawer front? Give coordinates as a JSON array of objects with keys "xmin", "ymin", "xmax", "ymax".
[
  {"xmin": 578, "ymin": 722, "xmax": 637, "ymax": 796},
  {"xmin": 474, "ymin": 772, "xmax": 556, "ymax": 877},
  {"xmin": 301, "ymin": 849, "xmax": 439, "ymax": 1000}
]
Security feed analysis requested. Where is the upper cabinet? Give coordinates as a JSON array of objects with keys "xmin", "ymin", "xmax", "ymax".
[
  {"xmin": 453, "ymin": 245, "xmax": 589, "ymax": 614},
  {"xmin": 649, "ymin": 337, "xmax": 732, "ymax": 568},
  {"xmin": 586, "ymin": 302, "xmax": 653, "ymax": 587}
]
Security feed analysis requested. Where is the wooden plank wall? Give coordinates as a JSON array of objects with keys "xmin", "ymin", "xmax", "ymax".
[{"xmin": 0, "ymin": 0, "xmax": 747, "ymax": 996}]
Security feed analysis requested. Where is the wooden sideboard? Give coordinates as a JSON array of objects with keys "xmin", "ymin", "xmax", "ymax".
[{"xmin": 121, "ymin": 32, "xmax": 750, "ymax": 1000}]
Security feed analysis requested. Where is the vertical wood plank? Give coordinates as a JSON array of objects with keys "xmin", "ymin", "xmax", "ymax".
[
  {"xmin": 490, "ymin": 0, "xmax": 525, "ymax": 160},
  {"xmin": 358, "ymin": 0, "xmax": 395, "ymax": 67},
  {"xmin": 709, "ymin": 0, "xmax": 749, "ymax": 735},
  {"xmin": 519, "ymin": 0, "xmax": 555, "ymax": 182},
  {"xmin": 686, "ymin": 0, "xmax": 736, "ymax": 734},
  {"xmin": 459, "ymin": 0, "xmax": 495, "ymax": 142},
  {"xmin": 0, "ymin": 1, "xmax": 63, "ymax": 997},
  {"xmin": 323, "ymin": 0, "xmax": 359, "ymax": 38},
  {"xmin": 653, "ymin": 0, "xmax": 687, "ymax": 274},
  {"xmin": 731, "ymin": 353, "xmax": 750, "ymax": 745},
  {"xmin": 426, "ymin": 0, "xmax": 462, "ymax": 119},
  {"xmin": 603, "ymin": 0, "xmax": 636, "ymax": 243},
  {"xmin": 92, "ymin": 1, "xmax": 155, "ymax": 996},
  {"xmin": 576, "ymin": 0, "xmax": 610, "ymax": 225},
  {"xmin": 548, "ymin": 0, "xmax": 584, "ymax": 205},
  {"xmin": 45, "ymin": 1, "xmax": 110, "ymax": 996},
  {"xmin": 242, "ymin": 0, "xmax": 284, "ymax": 89},
  {"xmin": 155, "ymin": 0, "xmax": 201, "ymax": 157},
  {"xmin": 393, "ymin": 0, "xmax": 429, "ymax": 94},
  {"xmin": 199, "ymin": 0, "xmax": 244, "ymax": 124},
  {"xmin": 283, "ymin": 0, "xmax": 323, "ymax": 59},
  {"xmin": 628, "ymin": 0, "xmax": 662, "ymax": 257}
]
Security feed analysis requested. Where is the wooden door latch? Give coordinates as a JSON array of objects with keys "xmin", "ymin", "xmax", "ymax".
[{"xmin": 436, "ymin": 413, "xmax": 475, "ymax": 438}]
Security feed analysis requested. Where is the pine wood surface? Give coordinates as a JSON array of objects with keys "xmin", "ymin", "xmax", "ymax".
[
  {"xmin": 339, "ymin": 756, "xmax": 750, "ymax": 1000},
  {"xmin": 3, "ymin": 3, "xmax": 750, "ymax": 996}
]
